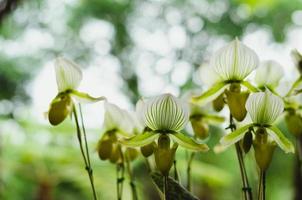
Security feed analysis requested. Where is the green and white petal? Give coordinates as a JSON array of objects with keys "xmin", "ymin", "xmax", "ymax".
[
  {"xmin": 211, "ymin": 38, "xmax": 259, "ymax": 81},
  {"xmin": 198, "ymin": 63, "xmax": 221, "ymax": 87},
  {"xmin": 55, "ymin": 57, "xmax": 83, "ymax": 92},
  {"xmin": 142, "ymin": 93, "xmax": 189, "ymax": 132},
  {"xmin": 191, "ymin": 82, "xmax": 228, "ymax": 105},
  {"xmin": 255, "ymin": 60, "xmax": 283, "ymax": 89},
  {"xmin": 103, "ymin": 102, "xmax": 133, "ymax": 136},
  {"xmin": 220, "ymin": 124, "xmax": 254, "ymax": 146},
  {"xmin": 170, "ymin": 133, "xmax": 209, "ymax": 152},
  {"xmin": 267, "ymin": 126, "xmax": 295, "ymax": 153},
  {"xmin": 120, "ymin": 132, "xmax": 158, "ymax": 147},
  {"xmin": 246, "ymin": 90, "xmax": 284, "ymax": 125},
  {"xmin": 70, "ymin": 90, "xmax": 106, "ymax": 103}
]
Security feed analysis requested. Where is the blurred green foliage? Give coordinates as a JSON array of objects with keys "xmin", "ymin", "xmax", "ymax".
[{"xmin": 1, "ymin": 0, "xmax": 302, "ymax": 199}]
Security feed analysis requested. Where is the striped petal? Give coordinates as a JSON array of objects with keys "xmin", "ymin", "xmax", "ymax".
[
  {"xmin": 55, "ymin": 57, "xmax": 82, "ymax": 92},
  {"xmin": 211, "ymin": 38, "xmax": 259, "ymax": 81},
  {"xmin": 246, "ymin": 90, "xmax": 284, "ymax": 125},
  {"xmin": 255, "ymin": 60, "xmax": 283, "ymax": 89},
  {"xmin": 142, "ymin": 93, "xmax": 189, "ymax": 132}
]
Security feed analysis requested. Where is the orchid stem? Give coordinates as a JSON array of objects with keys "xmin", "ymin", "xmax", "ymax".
[
  {"xmin": 229, "ymin": 114, "xmax": 252, "ymax": 200},
  {"xmin": 173, "ymin": 160, "xmax": 179, "ymax": 182},
  {"xmin": 125, "ymin": 153, "xmax": 138, "ymax": 200},
  {"xmin": 257, "ymin": 170, "xmax": 266, "ymax": 200},
  {"xmin": 186, "ymin": 152, "xmax": 195, "ymax": 192},
  {"xmin": 163, "ymin": 175, "xmax": 168, "ymax": 200},
  {"xmin": 73, "ymin": 106, "xmax": 98, "ymax": 200}
]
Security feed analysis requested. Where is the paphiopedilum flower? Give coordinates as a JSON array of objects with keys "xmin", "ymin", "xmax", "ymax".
[
  {"xmin": 122, "ymin": 93, "xmax": 209, "ymax": 152},
  {"xmin": 97, "ymin": 102, "xmax": 141, "ymax": 163},
  {"xmin": 48, "ymin": 57, "xmax": 105, "ymax": 125},
  {"xmin": 255, "ymin": 60, "xmax": 283, "ymax": 91},
  {"xmin": 220, "ymin": 90, "xmax": 294, "ymax": 153},
  {"xmin": 192, "ymin": 38, "xmax": 259, "ymax": 105}
]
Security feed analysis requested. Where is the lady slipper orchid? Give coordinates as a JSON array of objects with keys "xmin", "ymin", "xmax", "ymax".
[
  {"xmin": 192, "ymin": 38, "xmax": 259, "ymax": 105},
  {"xmin": 255, "ymin": 60, "xmax": 283, "ymax": 91},
  {"xmin": 122, "ymin": 93, "xmax": 209, "ymax": 152},
  {"xmin": 48, "ymin": 57, "xmax": 105, "ymax": 125},
  {"xmin": 97, "ymin": 102, "xmax": 141, "ymax": 163},
  {"xmin": 220, "ymin": 90, "xmax": 294, "ymax": 153}
]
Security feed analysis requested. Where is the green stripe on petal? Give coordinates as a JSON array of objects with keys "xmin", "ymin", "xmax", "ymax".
[
  {"xmin": 267, "ymin": 126, "xmax": 295, "ymax": 153},
  {"xmin": 191, "ymin": 82, "xmax": 227, "ymax": 105},
  {"xmin": 142, "ymin": 94, "xmax": 189, "ymax": 132},
  {"xmin": 246, "ymin": 90, "xmax": 284, "ymax": 125},
  {"xmin": 220, "ymin": 124, "xmax": 254, "ymax": 146},
  {"xmin": 120, "ymin": 132, "xmax": 158, "ymax": 147},
  {"xmin": 55, "ymin": 57, "xmax": 82, "ymax": 92},
  {"xmin": 170, "ymin": 133, "xmax": 209, "ymax": 152},
  {"xmin": 211, "ymin": 38, "xmax": 259, "ymax": 81},
  {"xmin": 70, "ymin": 90, "xmax": 106, "ymax": 103}
]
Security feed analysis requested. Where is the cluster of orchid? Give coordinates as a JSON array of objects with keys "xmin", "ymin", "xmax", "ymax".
[{"xmin": 47, "ymin": 38, "xmax": 302, "ymax": 200}]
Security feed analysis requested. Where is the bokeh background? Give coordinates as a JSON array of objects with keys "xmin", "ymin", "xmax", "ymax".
[{"xmin": 1, "ymin": 0, "xmax": 302, "ymax": 199}]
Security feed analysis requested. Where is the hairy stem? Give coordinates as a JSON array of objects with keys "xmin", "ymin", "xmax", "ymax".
[
  {"xmin": 173, "ymin": 160, "xmax": 179, "ymax": 182},
  {"xmin": 229, "ymin": 114, "xmax": 252, "ymax": 200},
  {"xmin": 163, "ymin": 175, "xmax": 168, "ymax": 200},
  {"xmin": 257, "ymin": 170, "xmax": 266, "ymax": 200},
  {"xmin": 186, "ymin": 152, "xmax": 195, "ymax": 192},
  {"xmin": 73, "ymin": 107, "xmax": 98, "ymax": 200}
]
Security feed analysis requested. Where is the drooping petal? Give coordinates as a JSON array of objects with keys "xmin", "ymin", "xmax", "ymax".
[
  {"xmin": 255, "ymin": 60, "xmax": 283, "ymax": 89},
  {"xmin": 55, "ymin": 57, "xmax": 83, "ymax": 92},
  {"xmin": 120, "ymin": 132, "xmax": 158, "ymax": 147},
  {"xmin": 267, "ymin": 126, "xmax": 295, "ymax": 153},
  {"xmin": 211, "ymin": 38, "xmax": 259, "ymax": 81},
  {"xmin": 245, "ymin": 90, "xmax": 284, "ymax": 125},
  {"xmin": 170, "ymin": 132, "xmax": 209, "ymax": 152},
  {"xmin": 220, "ymin": 124, "xmax": 254, "ymax": 146},
  {"xmin": 70, "ymin": 90, "xmax": 106, "ymax": 103},
  {"xmin": 191, "ymin": 82, "xmax": 228, "ymax": 105},
  {"xmin": 142, "ymin": 93, "xmax": 189, "ymax": 132}
]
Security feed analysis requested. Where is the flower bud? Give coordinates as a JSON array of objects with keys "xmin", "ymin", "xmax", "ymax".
[
  {"xmin": 225, "ymin": 89, "xmax": 249, "ymax": 121},
  {"xmin": 212, "ymin": 93, "xmax": 225, "ymax": 112},
  {"xmin": 190, "ymin": 118, "xmax": 209, "ymax": 140},
  {"xmin": 140, "ymin": 142, "xmax": 155, "ymax": 157},
  {"xmin": 48, "ymin": 94, "xmax": 73, "ymax": 126},
  {"xmin": 253, "ymin": 128, "xmax": 276, "ymax": 171},
  {"xmin": 285, "ymin": 112, "xmax": 302, "ymax": 137},
  {"xmin": 154, "ymin": 135, "xmax": 177, "ymax": 175}
]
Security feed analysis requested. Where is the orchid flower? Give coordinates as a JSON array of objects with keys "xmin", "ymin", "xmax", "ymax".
[
  {"xmin": 255, "ymin": 60, "xmax": 283, "ymax": 91},
  {"xmin": 48, "ymin": 57, "xmax": 105, "ymax": 125},
  {"xmin": 97, "ymin": 102, "xmax": 140, "ymax": 163},
  {"xmin": 220, "ymin": 90, "xmax": 294, "ymax": 153},
  {"xmin": 192, "ymin": 38, "xmax": 259, "ymax": 105},
  {"xmin": 122, "ymin": 93, "xmax": 209, "ymax": 152}
]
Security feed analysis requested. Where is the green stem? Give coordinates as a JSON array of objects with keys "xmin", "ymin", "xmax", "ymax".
[
  {"xmin": 145, "ymin": 158, "xmax": 151, "ymax": 173},
  {"xmin": 186, "ymin": 152, "xmax": 195, "ymax": 192},
  {"xmin": 163, "ymin": 175, "xmax": 168, "ymax": 200},
  {"xmin": 229, "ymin": 114, "xmax": 252, "ymax": 200},
  {"xmin": 73, "ymin": 107, "xmax": 98, "ymax": 200},
  {"xmin": 116, "ymin": 146, "xmax": 125, "ymax": 200},
  {"xmin": 258, "ymin": 170, "xmax": 266, "ymax": 200},
  {"xmin": 125, "ymin": 154, "xmax": 138, "ymax": 200}
]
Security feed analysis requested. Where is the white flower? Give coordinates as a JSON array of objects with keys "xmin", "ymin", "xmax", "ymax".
[
  {"xmin": 246, "ymin": 90, "xmax": 284, "ymax": 125},
  {"xmin": 141, "ymin": 93, "xmax": 189, "ymax": 132},
  {"xmin": 211, "ymin": 38, "xmax": 259, "ymax": 81},
  {"xmin": 198, "ymin": 63, "xmax": 221, "ymax": 87},
  {"xmin": 103, "ymin": 102, "xmax": 140, "ymax": 136},
  {"xmin": 255, "ymin": 60, "xmax": 283, "ymax": 89},
  {"xmin": 55, "ymin": 57, "xmax": 83, "ymax": 92}
]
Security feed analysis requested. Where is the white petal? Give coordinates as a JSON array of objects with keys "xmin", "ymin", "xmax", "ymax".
[
  {"xmin": 198, "ymin": 63, "xmax": 221, "ymax": 86},
  {"xmin": 255, "ymin": 60, "xmax": 283, "ymax": 88},
  {"xmin": 246, "ymin": 90, "xmax": 284, "ymax": 125},
  {"xmin": 142, "ymin": 93, "xmax": 189, "ymax": 132},
  {"xmin": 55, "ymin": 57, "xmax": 82, "ymax": 92},
  {"xmin": 211, "ymin": 38, "xmax": 259, "ymax": 81}
]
